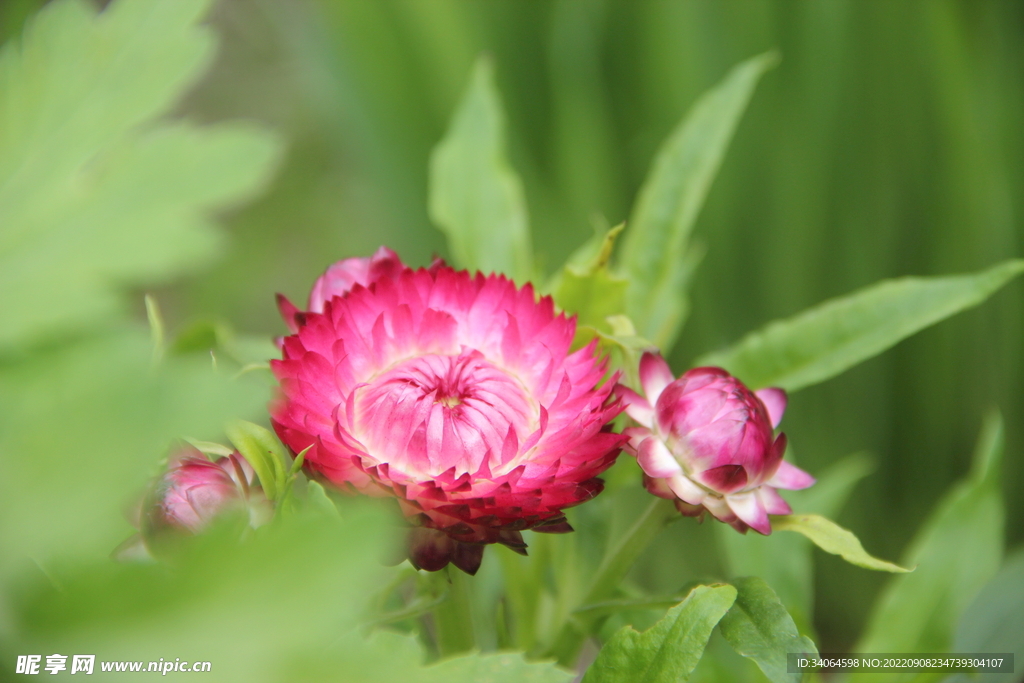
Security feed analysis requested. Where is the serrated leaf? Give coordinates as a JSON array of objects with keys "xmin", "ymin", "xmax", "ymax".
[
  {"xmin": 619, "ymin": 52, "xmax": 777, "ymax": 351},
  {"xmin": 696, "ymin": 260, "xmax": 1024, "ymax": 392},
  {"xmin": 0, "ymin": 0, "xmax": 280, "ymax": 350},
  {"xmin": 850, "ymin": 412, "xmax": 1005, "ymax": 683},
  {"xmin": 429, "ymin": 56, "xmax": 532, "ymax": 282},
  {"xmin": 225, "ymin": 419, "xmax": 290, "ymax": 502},
  {"xmin": 582, "ymin": 584, "xmax": 737, "ymax": 683},
  {"xmin": 718, "ymin": 577, "xmax": 817, "ymax": 683},
  {"xmin": 773, "ymin": 514, "xmax": 912, "ymax": 573}
]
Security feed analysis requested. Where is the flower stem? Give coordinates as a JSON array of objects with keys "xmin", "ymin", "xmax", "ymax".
[
  {"xmin": 546, "ymin": 498, "xmax": 677, "ymax": 667},
  {"xmin": 432, "ymin": 567, "xmax": 476, "ymax": 657}
]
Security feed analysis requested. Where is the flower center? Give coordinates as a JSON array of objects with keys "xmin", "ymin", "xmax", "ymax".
[{"xmin": 354, "ymin": 349, "xmax": 537, "ymax": 477}]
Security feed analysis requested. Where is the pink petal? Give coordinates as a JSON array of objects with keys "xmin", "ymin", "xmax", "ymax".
[
  {"xmin": 727, "ymin": 491, "xmax": 771, "ymax": 535},
  {"xmin": 276, "ymin": 294, "xmax": 303, "ymax": 333},
  {"xmin": 615, "ymin": 385, "xmax": 654, "ymax": 428},
  {"xmin": 642, "ymin": 474, "xmax": 677, "ymax": 500},
  {"xmin": 639, "ymin": 352, "xmax": 675, "ymax": 405},
  {"xmin": 757, "ymin": 486, "xmax": 792, "ymax": 515},
  {"xmin": 622, "ymin": 426, "xmax": 652, "ymax": 454},
  {"xmin": 666, "ymin": 473, "xmax": 707, "ymax": 506},
  {"xmin": 767, "ymin": 460, "xmax": 816, "ymax": 490},
  {"xmin": 637, "ymin": 437, "xmax": 683, "ymax": 479},
  {"xmin": 702, "ymin": 495, "xmax": 736, "ymax": 525},
  {"xmin": 754, "ymin": 388, "xmax": 787, "ymax": 428},
  {"xmin": 697, "ymin": 464, "xmax": 749, "ymax": 494}
]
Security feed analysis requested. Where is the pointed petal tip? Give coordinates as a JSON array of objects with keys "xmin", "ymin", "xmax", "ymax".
[
  {"xmin": 755, "ymin": 387, "xmax": 787, "ymax": 428},
  {"xmin": 768, "ymin": 460, "xmax": 816, "ymax": 490},
  {"xmin": 451, "ymin": 542, "xmax": 485, "ymax": 575},
  {"xmin": 639, "ymin": 352, "xmax": 675, "ymax": 404},
  {"xmin": 727, "ymin": 492, "xmax": 772, "ymax": 535}
]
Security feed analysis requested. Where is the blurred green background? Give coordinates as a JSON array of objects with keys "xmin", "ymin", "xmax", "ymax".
[{"xmin": 3, "ymin": 0, "xmax": 1021, "ymax": 654}]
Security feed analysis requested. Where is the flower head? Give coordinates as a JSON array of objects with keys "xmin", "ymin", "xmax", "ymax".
[
  {"xmin": 143, "ymin": 446, "xmax": 271, "ymax": 538},
  {"xmin": 270, "ymin": 251, "xmax": 625, "ymax": 573},
  {"xmin": 617, "ymin": 352, "xmax": 814, "ymax": 535}
]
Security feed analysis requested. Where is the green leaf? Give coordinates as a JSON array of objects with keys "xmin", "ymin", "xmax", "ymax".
[
  {"xmin": 283, "ymin": 629, "xmax": 573, "ymax": 683},
  {"xmin": 0, "ymin": 326, "xmax": 268, "ymax": 581},
  {"xmin": 773, "ymin": 514, "xmax": 912, "ymax": 573},
  {"xmin": 851, "ymin": 411, "xmax": 1005, "ymax": 683},
  {"xmin": 718, "ymin": 452, "xmax": 874, "ymax": 631},
  {"xmin": 946, "ymin": 549, "xmax": 1024, "ymax": 683},
  {"xmin": 225, "ymin": 419, "xmax": 290, "ymax": 502},
  {"xmin": 574, "ymin": 595, "xmax": 690, "ymax": 620},
  {"xmin": 696, "ymin": 259, "xmax": 1024, "ymax": 392},
  {"xmin": 16, "ymin": 504, "xmax": 398, "ymax": 683},
  {"xmin": 432, "ymin": 649, "xmax": 573, "ymax": 683},
  {"xmin": 619, "ymin": 52, "xmax": 777, "ymax": 351},
  {"xmin": 582, "ymin": 584, "xmax": 737, "ymax": 683},
  {"xmin": 0, "ymin": 0, "xmax": 280, "ymax": 350},
  {"xmin": 429, "ymin": 56, "xmax": 532, "ymax": 282},
  {"xmin": 551, "ymin": 224, "xmax": 628, "ymax": 334},
  {"xmin": 586, "ymin": 315, "xmax": 655, "ymax": 389},
  {"xmin": 305, "ymin": 481, "xmax": 340, "ymax": 518},
  {"xmin": 718, "ymin": 577, "xmax": 818, "ymax": 683}
]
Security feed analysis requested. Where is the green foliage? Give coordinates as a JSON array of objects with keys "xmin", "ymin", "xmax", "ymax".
[
  {"xmin": 851, "ymin": 412, "xmax": 1005, "ymax": 683},
  {"xmin": 773, "ymin": 514, "xmax": 912, "ymax": 573},
  {"xmin": 286, "ymin": 629, "xmax": 572, "ymax": 683},
  {"xmin": 225, "ymin": 419, "xmax": 291, "ymax": 502},
  {"xmin": 429, "ymin": 56, "xmax": 532, "ymax": 282},
  {"xmin": 550, "ymin": 223, "xmax": 628, "ymax": 335},
  {"xmin": 618, "ymin": 52, "xmax": 777, "ymax": 352},
  {"xmin": 0, "ymin": 0, "xmax": 280, "ymax": 350},
  {"xmin": 13, "ymin": 505, "xmax": 398, "ymax": 683},
  {"xmin": 717, "ymin": 577, "xmax": 817, "ymax": 683},
  {"xmin": 0, "ymin": 328, "xmax": 268, "ymax": 582},
  {"xmin": 697, "ymin": 260, "xmax": 1024, "ymax": 391},
  {"xmin": 946, "ymin": 549, "xmax": 1024, "ymax": 683},
  {"xmin": 582, "ymin": 584, "xmax": 737, "ymax": 683},
  {"xmin": 1, "ymin": 3, "xmax": 1020, "ymax": 679},
  {"xmin": 718, "ymin": 452, "xmax": 874, "ymax": 631}
]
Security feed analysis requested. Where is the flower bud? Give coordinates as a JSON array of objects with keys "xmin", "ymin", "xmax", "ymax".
[
  {"xmin": 617, "ymin": 352, "xmax": 814, "ymax": 534},
  {"xmin": 143, "ymin": 447, "xmax": 271, "ymax": 537}
]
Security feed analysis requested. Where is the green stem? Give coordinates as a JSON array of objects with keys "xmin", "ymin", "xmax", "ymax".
[
  {"xmin": 498, "ymin": 543, "xmax": 540, "ymax": 651},
  {"xmin": 546, "ymin": 498, "xmax": 677, "ymax": 666},
  {"xmin": 432, "ymin": 567, "xmax": 476, "ymax": 657}
]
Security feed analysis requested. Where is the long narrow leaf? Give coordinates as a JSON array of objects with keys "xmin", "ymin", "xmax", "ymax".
[
  {"xmin": 697, "ymin": 260, "xmax": 1024, "ymax": 391},
  {"xmin": 619, "ymin": 52, "xmax": 777, "ymax": 351},
  {"xmin": 429, "ymin": 56, "xmax": 532, "ymax": 282},
  {"xmin": 850, "ymin": 412, "xmax": 1005, "ymax": 683}
]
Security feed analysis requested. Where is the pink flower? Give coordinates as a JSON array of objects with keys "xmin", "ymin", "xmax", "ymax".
[
  {"xmin": 270, "ymin": 254, "xmax": 625, "ymax": 573},
  {"xmin": 143, "ymin": 447, "xmax": 270, "ymax": 536},
  {"xmin": 617, "ymin": 352, "xmax": 814, "ymax": 535}
]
